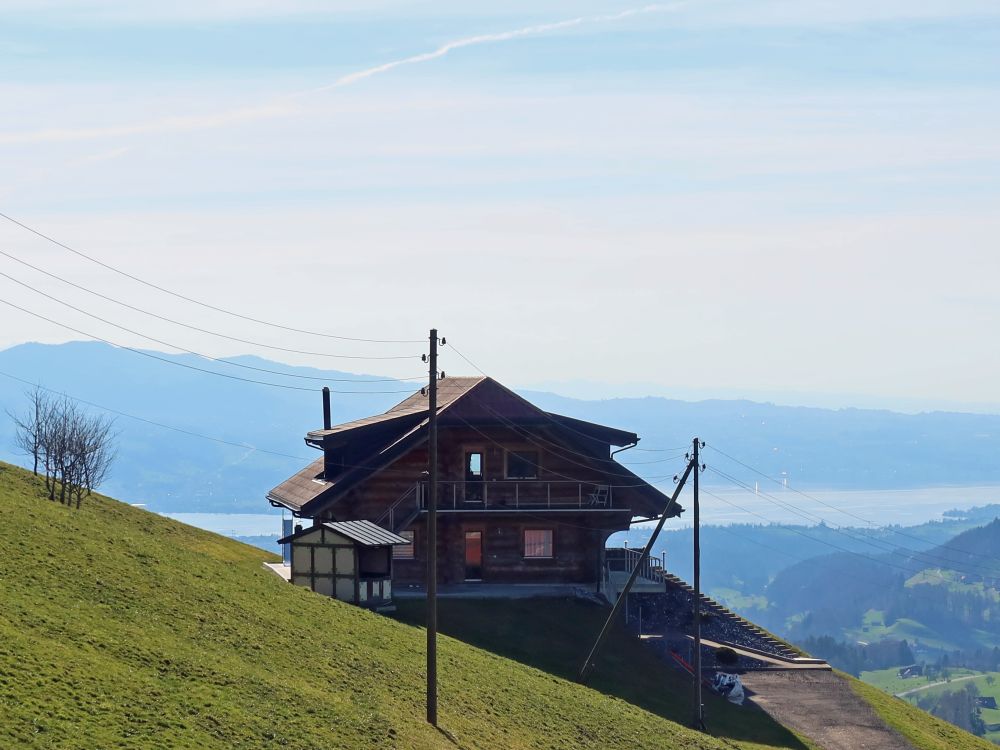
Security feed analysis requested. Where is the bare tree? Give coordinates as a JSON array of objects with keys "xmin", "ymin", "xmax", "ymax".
[
  {"xmin": 7, "ymin": 389, "xmax": 117, "ymax": 507},
  {"xmin": 6, "ymin": 386, "xmax": 53, "ymax": 476}
]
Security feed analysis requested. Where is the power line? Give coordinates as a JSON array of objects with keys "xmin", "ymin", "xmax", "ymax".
[
  {"xmin": 0, "ymin": 368, "xmax": 311, "ymax": 461},
  {"xmin": 0, "ymin": 296, "xmax": 415, "ymax": 394},
  {"xmin": 705, "ymin": 443, "xmax": 1000, "ymax": 569},
  {"xmin": 447, "ymin": 340, "xmax": 658, "ymax": 451},
  {"xmin": 618, "ymin": 454, "xmax": 689, "ymax": 465},
  {"xmin": 0, "ymin": 368, "xmax": 443, "ymax": 477},
  {"xmin": 0, "ymin": 248, "xmax": 424, "ymax": 365},
  {"xmin": 0, "ymin": 269, "xmax": 423, "ymax": 384},
  {"xmin": 706, "ymin": 466, "xmax": 1000, "ymax": 577},
  {"xmin": 441, "ymin": 404, "xmax": 684, "ymax": 488},
  {"xmin": 446, "ymin": 339, "xmax": 684, "ymax": 465},
  {"xmin": 699, "ymin": 486, "xmax": 965, "ymax": 584},
  {"xmin": 0, "ymin": 210, "xmax": 423, "ymax": 344}
]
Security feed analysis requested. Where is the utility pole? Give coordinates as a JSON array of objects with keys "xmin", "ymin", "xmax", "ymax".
[
  {"xmin": 426, "ymin": 328, "xmax": 439, "ymax": 726},
  {"xmin": 578, "ymin": 456, "xmax": 694, "ymax": 683},
  {"xmin": 692, "ymin": 436, "xmax": 705, "ymax": 730}
]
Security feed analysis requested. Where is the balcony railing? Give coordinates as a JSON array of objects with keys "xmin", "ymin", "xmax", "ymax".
[{"xmin": 417, "ymin": 480, "xmax": 619, "ymax": 511}]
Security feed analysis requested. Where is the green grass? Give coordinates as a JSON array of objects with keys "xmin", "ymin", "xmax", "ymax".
[
  {"xmin": 0, "ymin": 461, "xmax": 988, "ymax": 750},
  {"xmin": 851, "ymin": 676, "xmax": 996, "ymax": 750},
  {"xmin": 710, "ymin": 587, "xmax": 768, "ymax": 613},
  {"xmin": 861, "ymin": 666, "xmax": 981, "ymax": 697},
  {"xmin": 0, "ymin": 462, "xmax": 769, "ymax": 750},
  {"xmin": 392, "ymin": 598, "xmax": 810, "ymax": 750}
]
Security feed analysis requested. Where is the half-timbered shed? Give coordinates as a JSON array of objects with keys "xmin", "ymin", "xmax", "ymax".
[
  {"xmin": 277, "ymin": 519, "xmax": 409, "ymax": 609},
  {"xmin": 267, "ymin": 376, "xmax": 682, "ymax": 593}
]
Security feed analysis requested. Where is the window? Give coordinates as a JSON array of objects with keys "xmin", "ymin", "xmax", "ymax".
[
  {"xmin": 523, "ymin": 529, "xmax": 553, "ymax": 558},
  {"xmin": 506, "ymin": 450, "xmax": 539, "ymax": 479},
  {"xmin": 394, "ymin": 530, "xmax": 415, "ymax": 559}
]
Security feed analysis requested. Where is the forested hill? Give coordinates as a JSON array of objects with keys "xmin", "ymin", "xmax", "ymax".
[
  {"xmin": 758, "ymin": 518, "xmax": 1000, "ymax": 653},
  {"xmin": 912, "ymin": 519, "xmax": 1000, "ymax": 578},
  {"xmin": 3, "ymin": 341, "xmax": 1000, "ymax": 512}
]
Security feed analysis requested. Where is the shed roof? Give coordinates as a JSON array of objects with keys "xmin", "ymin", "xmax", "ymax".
[{"xmin": 278, "ymin": 519, "xmax": 410, "ymax": 547}]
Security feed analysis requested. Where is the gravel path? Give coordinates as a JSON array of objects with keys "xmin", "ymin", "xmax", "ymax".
[{"xmin": 740, "ymin": 670, "xmax": 915, "ymax": 750}]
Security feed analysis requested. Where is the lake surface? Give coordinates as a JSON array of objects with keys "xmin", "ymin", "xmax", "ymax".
[
  {"xmin": 163, "ymin": 485, "xmax": 1000, "ymax": 538},
  {"xmin": 661, "ymin": 484, "xmax": 1000, "ymax": 529}
]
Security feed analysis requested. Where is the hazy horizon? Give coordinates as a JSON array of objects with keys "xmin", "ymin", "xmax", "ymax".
[{"xmin": 2, "ymin": 2, "xmax": 998, "ymax": 407}]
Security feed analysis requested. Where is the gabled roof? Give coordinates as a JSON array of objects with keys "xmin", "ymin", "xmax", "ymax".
[
  {"xmin": 278, "ymin": 520, "xmax": 409, "ymax": 546},
  {"xmin": 305, "ymin": 377, "xmax": 485, "ymax": 444},
  {"xmin": 267, "ymin": 376, "xmax": 675, "ymax": 519}
]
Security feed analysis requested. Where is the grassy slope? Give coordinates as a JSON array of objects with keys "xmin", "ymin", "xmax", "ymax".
[
  {"xmin": 0, "ymin": 462, "xmax": 743, "ymax": 750},
  {"xmin": 392, "ymin": 598, "xmax": 811, "ymax": 750},
  {"xmin": 851, "ymin": 676, "xmax": 996, "ymax": 750},
  {"xmin": 392, "ymin": 596, "xmax": 996, "ymax": 750}
]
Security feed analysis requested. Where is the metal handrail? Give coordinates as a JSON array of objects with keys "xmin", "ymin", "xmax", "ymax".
[
  {"xmin": 415, "ymin": 479, "xmax": 615, "ymax": 510},
  {"xmin": 375, "ymin": 482, "xmax": 420, "ymax": 530}
]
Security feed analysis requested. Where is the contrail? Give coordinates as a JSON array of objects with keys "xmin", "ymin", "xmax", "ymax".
[
  {"xmin": 300, "ymin": 4, "xmax": 673, "ymax": 95},
  {"xmin": 0, "ymin": 4, "xmax": 678, "ymax": 145}
]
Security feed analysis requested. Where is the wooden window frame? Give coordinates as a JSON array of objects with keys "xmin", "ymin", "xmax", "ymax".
[{"xmin": 523, "ymin": 528, "xmax": 554, "ymax": 559}]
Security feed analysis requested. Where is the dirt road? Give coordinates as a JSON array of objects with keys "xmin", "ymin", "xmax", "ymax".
[
  {"xmin": 740, "ymin": 670, "xmax": 914, "ymax": 750},
  {"xmin": 896, "ymin": 673, "xmax": 977, "ymax": 697}
]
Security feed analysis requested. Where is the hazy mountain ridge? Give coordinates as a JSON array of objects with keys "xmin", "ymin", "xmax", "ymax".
[{"xmin": 3, "ymin": 341, "xmax": 1000, "ymax": 512}]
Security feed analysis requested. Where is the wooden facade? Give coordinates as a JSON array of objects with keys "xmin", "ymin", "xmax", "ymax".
[{"xmin": 267, "ymin": 377, "xmax": 681, "ymax": 592}]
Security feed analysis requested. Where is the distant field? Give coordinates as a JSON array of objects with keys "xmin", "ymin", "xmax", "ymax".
[
  {"xmin": 862, "ymin": 667, "xmax": 1000, "ymax": 745},
  {"xmin": 846, "ymin": 610, "xmax": 962, "ymax": 653},
  {"xmin": 861, "ymin": 666, "xmax": 980, "ymax": 697},
  {"xmin": 711, "ymin": 587, "xmax": 768, "ymax": 613}
]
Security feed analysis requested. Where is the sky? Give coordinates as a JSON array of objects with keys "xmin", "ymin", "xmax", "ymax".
[{"xmin": 1, "ymin": 1, "xmax": 999, "ymax": 410}]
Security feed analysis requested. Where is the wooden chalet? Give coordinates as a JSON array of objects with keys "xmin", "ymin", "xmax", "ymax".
[{"xmin": 267, "ymin": 377, "xmax": 682, "ymax": 592}]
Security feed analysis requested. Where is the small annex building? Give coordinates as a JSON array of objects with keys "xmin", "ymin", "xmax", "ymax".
[{"xmin": 277, "ymin": 519, "xmax": 410, "ymax": 609}]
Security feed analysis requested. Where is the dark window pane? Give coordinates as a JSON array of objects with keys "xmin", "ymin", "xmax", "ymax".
[{"xmin": 506, "ymin": 450, "xmax": 539, "ymax": 479}]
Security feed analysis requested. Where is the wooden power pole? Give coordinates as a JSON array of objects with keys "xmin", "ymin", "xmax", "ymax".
[
  {"xmin": 578, "ymin": 455, "xmax": 695, "ymax": 683},
  {"xmin": 426, "ymin": 328, "xmax": 439, "ymax": 726},
  {"xmin": 692, "ymin": 437, "xmax": 705, "ymax": 730}
]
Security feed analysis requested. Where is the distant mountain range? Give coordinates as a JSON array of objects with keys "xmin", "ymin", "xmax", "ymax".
[{"xmin": 2, "ymin": 341, "xmax": 1000, "ymax": 513}]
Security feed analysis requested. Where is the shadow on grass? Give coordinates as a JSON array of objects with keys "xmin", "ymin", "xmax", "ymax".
[{"xmin": 392, "ymin": 597, "xmax": 809, "ymax": 750}]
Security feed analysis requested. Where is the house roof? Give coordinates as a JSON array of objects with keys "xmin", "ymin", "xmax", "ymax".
[
  {"xmin": 278, "ymin": 519, "xmax": 410, "ymax": 546},
  {"xmin": 267, "ymin": 376, "xmax": 677, "ymax": 520},
  {"xmin": 266, "ymin": 457, "xmax": 328, "ymax": 510},
  {"xmin": 305, "ymin": 377, "xmax": 484, "ymax": 443}
]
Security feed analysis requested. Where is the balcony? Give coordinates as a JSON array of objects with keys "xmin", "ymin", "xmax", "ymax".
[{"xmin": 416, "ymin": 480, "xmax": 624, "ymax": 512}]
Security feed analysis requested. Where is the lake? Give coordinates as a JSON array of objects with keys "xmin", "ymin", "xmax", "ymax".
[{"xmin": 162, "ymin": 485, "xmax": 1000, "ymax": 538}]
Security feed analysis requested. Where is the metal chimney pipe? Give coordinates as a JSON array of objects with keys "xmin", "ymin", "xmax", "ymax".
[{"xmin": 322, "ymin": 386, "xmax": 332, "ymax": 430}]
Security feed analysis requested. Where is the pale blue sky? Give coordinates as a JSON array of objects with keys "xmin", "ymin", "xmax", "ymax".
[{"xmin": 1, "ymin": 1, "xmax": 998, "ymax": 408}]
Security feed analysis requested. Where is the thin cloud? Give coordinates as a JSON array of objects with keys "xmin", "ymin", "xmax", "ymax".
[
  {"xmin": 0, "ymin": 4, "xmax": 676, "ymax": 146},
  {"xmin": 300, "ymin": 5, "xmax": 674, "ymax": 94}
]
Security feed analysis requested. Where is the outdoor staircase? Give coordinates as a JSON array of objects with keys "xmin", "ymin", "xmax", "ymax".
[
  {"xmin": 375, "ymin": 483, "xmax": 422, "ymax": 534},
  {"xmin": 657, "ymin": 571, "xmax": 799, "ymax": 660},
  {"xmin": 605, "ymin": 547, "xmax": 799, "ymax": 661}
]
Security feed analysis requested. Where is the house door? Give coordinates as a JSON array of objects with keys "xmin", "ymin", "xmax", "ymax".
[
  {"xmin": 464, "ymin": 531, "xmax": 483, "ymax": 581},
  {"xmin": 464, "ymin": 451, "xmax": 484, "ymax": 503}
]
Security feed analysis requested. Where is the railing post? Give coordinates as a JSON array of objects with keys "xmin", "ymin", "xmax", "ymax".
[
  {"xmin": 515, "ymin": 482, "xmax": 519, "ymax": 509},
  {"xmin": 453, "ymin": 483, "xmax": 456, "ymax": 510},
  {"xmin": 579, "ymin": 483, "xmax": 582, "ymax": 507}
]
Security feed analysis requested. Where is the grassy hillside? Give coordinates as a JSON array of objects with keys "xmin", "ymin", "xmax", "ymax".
[
  {"xmin": 851, "ymin": 677, "xmax": 996, "ymax": 750},
  {"xmin": 1, "ymin": 461, "xmax": 989, "ymax": 750},
  {"xmin": 392, "ymin": 598, "xmax": 808, "ymax": 749},
  {"xmin": 0, "ymin": 462, "xmax": 770, "ymax": 750}
]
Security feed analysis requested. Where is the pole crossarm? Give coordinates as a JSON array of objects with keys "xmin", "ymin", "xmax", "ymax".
[{"xmin": 577, "ymin": 457, "xmax": 695, "ymax": 683}]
